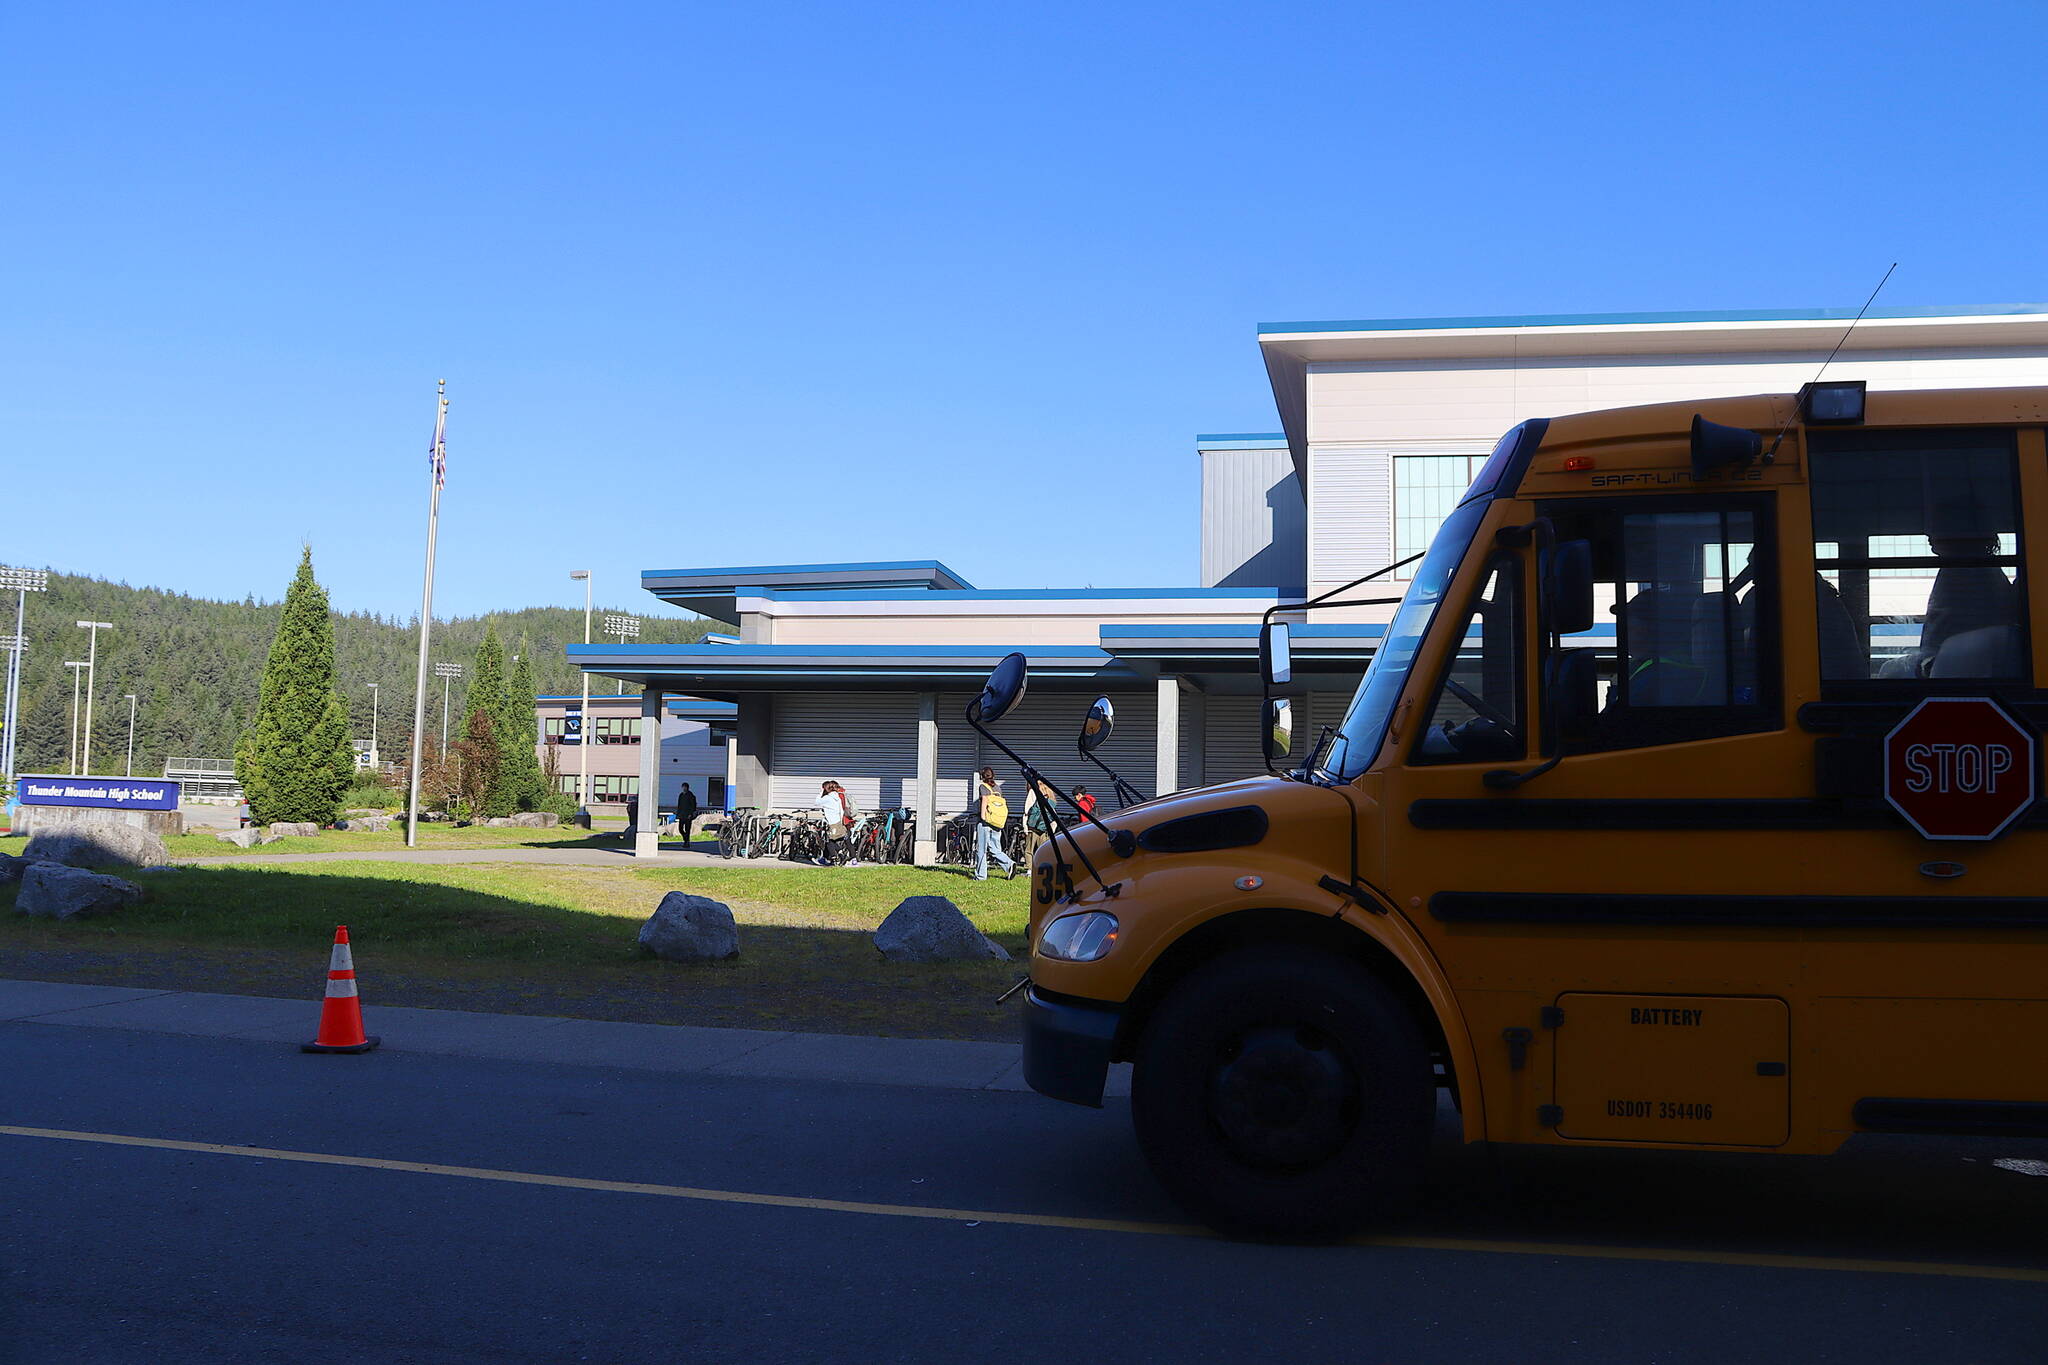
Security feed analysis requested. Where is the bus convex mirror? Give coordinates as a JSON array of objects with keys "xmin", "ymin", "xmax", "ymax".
[
  {"xmin": 1079, "ymin": 696, "xmax": 1114, "ymax": 753},
  {"xmin": 1545, "ymin": 648, "xmax": 1599, "ymax": 736},
  {"xmin": 974, "ymin": 651, "xmax": 1029, "ymax": 724},
  {"xmin": 1541, "ymin": 539, "xmax": 1595, "ymax": 636},
  {"xmin": 1260, "ymin": 621, "xmax": 1292, "ymax": 687},
  {"xmin": 1690, "ymin": 414, "xmax": 1763, "ymax": 478},
  {"xmin": 1263, "ymin": 697, "xmax": 1293, "ymax": 762}
]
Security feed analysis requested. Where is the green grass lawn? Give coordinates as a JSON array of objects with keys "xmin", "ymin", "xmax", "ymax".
[{"xmin": 0, "ymin": 858, "xmax": 1034, "ymax": 1039}]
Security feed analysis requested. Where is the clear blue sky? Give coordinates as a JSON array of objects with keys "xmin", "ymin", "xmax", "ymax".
[{"xmin": 5, "ymin": 0, "xmax": 2044, "ymax": 619}]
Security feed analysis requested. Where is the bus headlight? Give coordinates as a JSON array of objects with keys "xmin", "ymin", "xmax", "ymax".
[{"xmin": 1038, "ymin": 911, "xmax": 1119, "ymax": 962}]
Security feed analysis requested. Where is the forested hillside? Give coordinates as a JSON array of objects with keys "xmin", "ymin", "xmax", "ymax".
[{"xmin": 2, "ymin": 572, "xmax": 725, "ymax": 778}]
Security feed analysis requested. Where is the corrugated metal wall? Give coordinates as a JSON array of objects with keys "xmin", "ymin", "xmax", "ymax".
[
  {"xmin": 1202, "ymin": 448, "xmax": 1306, "ymax": 589},
  {"xmin": 1307, "ymin": 448, "xmax": 1392, "ymax": 589},
  {"xmin": 769, "ymin": 694, "xmax": 921, "ymax": 812}
]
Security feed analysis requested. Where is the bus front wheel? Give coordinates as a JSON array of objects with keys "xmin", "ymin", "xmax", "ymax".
[{"xmin": 1131, "ymin": 945, "xmax": 1432, "ymax": 1239}]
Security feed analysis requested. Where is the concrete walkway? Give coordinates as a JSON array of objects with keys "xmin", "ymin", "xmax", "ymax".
[
  {"xmin": 0, "ymin": 977, "xmax": 1132, "ymax": 1098},
  {"xmin": 173, "ymin": 841, "xmax": 937, "ymax": 871}
]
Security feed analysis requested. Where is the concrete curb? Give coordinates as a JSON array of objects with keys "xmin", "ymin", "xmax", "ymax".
[{"xmin": 0, "ymin": 978, "xmax": 1132, "ymax": 1099}]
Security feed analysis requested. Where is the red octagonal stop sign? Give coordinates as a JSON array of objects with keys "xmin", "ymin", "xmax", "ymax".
[{"xmin": 1884, "ymin": 696, "xmax": 2038, "ymax": 841}]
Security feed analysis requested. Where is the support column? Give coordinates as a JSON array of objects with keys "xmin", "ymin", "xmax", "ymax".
[
  {"xmin": 634, "ymin": 687, "xmax": 662, "ymax": 858},
  {"xmin": 1156, "ymin": 675, "xmax": 1181, "ymax": 797},
  {"xmin": 733, "ymin": 695, "xmax": 773, "ymax": 809},
  {"xmin": 914, "ymin": 692, "xmax": 939, "ymax": 864}
]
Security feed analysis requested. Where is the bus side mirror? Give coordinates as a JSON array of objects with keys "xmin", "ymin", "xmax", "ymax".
[
  {"xmin": 1078, "ymin": 696, "xmax": 1114, "ymax": 753},
  {"xmin": 1541, "ymin": 539, "xmax": 1595, "ymax": 636},
  {"xmin": 1545, "ymin": 648, "xmax": 1599, "ymax": 738},
  {"xmin": 1260, "ymin": 621, "xmax": 1292, "ymax": 687},
  {"xmin": 973, "ymin": 651, "xmax": 1029, "ymax": 724},
  {"xmin": 1263, "ymin": 697, "xmax": 1293, "ymax": 763}
]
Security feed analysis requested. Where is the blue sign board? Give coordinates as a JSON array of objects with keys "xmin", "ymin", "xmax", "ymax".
[
  {"xmin": 17, "ymin": 775, "xmax": 182, "ymax": 811},
  {"xmin": 560, "ymin": 707, "xmax": 583, "ymax": 745}
]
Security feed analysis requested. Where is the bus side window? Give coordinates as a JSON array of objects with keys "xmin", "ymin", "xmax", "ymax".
[
  {"xmin": 1546, "ymin": 497, "xmax": 1780, "ymax": 752},
  {"xmin": 1809, "ymin": 428, "xmax": 2027, "ymax": 686}
]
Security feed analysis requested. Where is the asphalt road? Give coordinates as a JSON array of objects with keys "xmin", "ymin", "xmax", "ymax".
[{"xmin": 4, "ymin": 1024, "xmax": 2046, "ymax": 1364}]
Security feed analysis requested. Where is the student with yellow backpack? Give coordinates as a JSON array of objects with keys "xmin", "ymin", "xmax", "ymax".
[{"xmin": 971, "ymin": 766, "xmax": 1019, "ymax": 881}]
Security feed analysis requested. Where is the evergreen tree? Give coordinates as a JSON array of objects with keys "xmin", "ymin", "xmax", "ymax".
[
  {"xmin": 459, "ymin": 624, "xmax": 518, "ymax": 817},
  {"xmin": 501, "ymin": 650, "xmax": 550, "ymax": 812},
  {"xmin": 235, "ymin": 549, "xmax": 354, "ymax": 824}
]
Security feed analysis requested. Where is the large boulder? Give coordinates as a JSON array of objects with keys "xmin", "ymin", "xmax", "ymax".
[
  {"xmin": 22, "ymin": 823, "xmax": 168, "ymax": 869},
  {"xmin": 873, "ymin": 896, "xmax": 1012, "ymax": 963},
  {"xmin": 16, "ymin": 862, "xmax": 143, "ymax": 920},
  {"xmin": 335, "ymin": 815, "xmax": 391, "ymax": 832},
  {"xmin": 0, "ymin": 851, "xmax": 32, "ymax": 884},
  {"xmin": 482, "ymin": 817, "xmax": 515, "ymax": 828},
  {"xmin": 214, "ymin": 827, "xmax": 264, "ymax": 849},
  {"xmin": 266, "ymin": 822, "xmax": 320, "ymax": 839},
  {"xmin": 636, "ymin": 893, "xmax": 740, "ymax": 962},
  {"xmin": 508, "ymin": 812, "xmax": 559, "ymax": 828}
]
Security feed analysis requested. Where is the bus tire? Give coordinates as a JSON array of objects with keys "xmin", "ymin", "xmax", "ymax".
[{"xmin": 1131, "ymin": 944, "xmax": 1432, "ymax": 1239}]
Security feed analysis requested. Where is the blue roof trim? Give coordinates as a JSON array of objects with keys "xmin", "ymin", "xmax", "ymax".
[
  {"xmin": 640, "ymin": 559, "xmax": 962, "ymax": 578},
  {"xmin": 750, "ymin": 586, "xmax": 1297, "ymax": 602},
  {"xmin": 1104, "ymin": 623, "xmax": 1387, "ymax": 639},
  {"xmin": 570, "ymin": 643, "xmax": 1113, "ymax": 659},
  {"xmin": 1258, "ymin": 304, "xmax": 2048, "ymax": 336}
]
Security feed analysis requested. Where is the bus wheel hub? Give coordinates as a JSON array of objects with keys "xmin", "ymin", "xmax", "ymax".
[{"xmin": 1208, "ymin": 1025, "xmax": 1357, "ymax": 1167}]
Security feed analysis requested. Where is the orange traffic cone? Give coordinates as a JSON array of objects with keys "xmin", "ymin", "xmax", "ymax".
[{"xmin": 303, "ymin": 924, "xmax": 380, "ymax": 1053}]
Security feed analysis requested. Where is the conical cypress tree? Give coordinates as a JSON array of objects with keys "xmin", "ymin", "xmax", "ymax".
[
  {"xmin": 501, "ymin": 650, "xmax": 549, "ymax": 811},
  {"xmin": 236, "ymin": 549, "xmax": 354, "ymax": 824},
  {"xmin": 460, "ymin": 624, "xmax": 518, "ymax": 817}
]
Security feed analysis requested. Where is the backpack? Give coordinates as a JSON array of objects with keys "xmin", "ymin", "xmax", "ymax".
[
  {"xmin": 1026, "ymin": 796, "xmax": 1050, "ymax": 833},
  {"xmin": 980, "ymin": 791, "xmax": 1008, "ymax": 829}
]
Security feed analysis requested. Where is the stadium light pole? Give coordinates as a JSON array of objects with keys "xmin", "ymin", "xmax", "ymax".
[
  {"xmin": 570, "ymin": 570, "xmax": 592, "ymax": 821},
  {"xmin": 435, "ymin": 662, "xmax": 463, "ymax": 757},
  {"xmin": 0, "ymin": 566, "xmax": 48, "ymax": 791},
  {"xmin": 602, "ymin": 613, "xmax": 641, "ymax": 696},
  {"xmin": 124, "ymin": 694, "xmax": 137, "ymax": 777},
  {"xmin": 76, "ymin": 620, "xmax": 112, "ymax": 775},
  {"xmin": 64, "ymin": 661, "xmax": 87, "ymax": 775}
]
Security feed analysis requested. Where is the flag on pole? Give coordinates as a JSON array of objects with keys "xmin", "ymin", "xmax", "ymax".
[{"xmin": 429, "ymin": 393, "xmax": 449, "ymax": 488}]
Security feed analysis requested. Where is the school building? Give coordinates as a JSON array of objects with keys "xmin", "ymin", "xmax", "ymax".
[{"xmin": 570, "ymin": 304, "xmax": 2048, "ymax": 858}]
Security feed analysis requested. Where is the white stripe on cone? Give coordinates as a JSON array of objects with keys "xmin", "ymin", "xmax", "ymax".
[
  {"xmin": 329, "ymin": 943, "xmax": 355, "ymax": 972},
  {"xmin": 323, "ymin": 978, "xmax": 359, "ymax": 998}
]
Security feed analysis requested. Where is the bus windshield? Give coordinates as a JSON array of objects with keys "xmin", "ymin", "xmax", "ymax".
[{"xmin": 1323, "ymin": 499, "xmax": 1488, "ymax": 781}]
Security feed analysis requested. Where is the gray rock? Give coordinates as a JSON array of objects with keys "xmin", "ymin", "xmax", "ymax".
[
  {"xmin": 16, "ymin": 862, "xmax": 144, "ymax": 920},
  {"xmin": 508, "ymin": 812, "xmax": 559, "ymax": 828},
  {"xmin": 636, "ymin": 892, "xmax": 740, "ymax": 962},
  {"xmin": 214, "ymin": 827, "xmax": 264, "ymax": 849},
  {"xmin": 874, "ymin": 896, "xmax": 1011, "ymax": 963},
  {"xmin": 483, "ymin": 817, "xmax": 515, "ymax": 827},
  {"xmin": 22, "ymin": 822, "xmax": 169, "ymax": 869},
  {"xmin": 334, "ymin": 816, "xmax": 391, "ymax": 832},
  {"xmin": 0, "ymin": 851, "xmax": 32, "ymax": 883},
  {"xmin": 266, "ymin": 822, "xmax": 321, "ymax": 839}
]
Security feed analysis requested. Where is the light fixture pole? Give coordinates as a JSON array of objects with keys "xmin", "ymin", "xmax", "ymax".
[
  {"xmin": 124, "ymin": 694, "xmax": 138, "ymax": 777},
  {"xmin": 435, "ymin": 662, "xmax": 463, "ymax": 756},
  {"xmin": 570, "ymin": 570, "xmax": 592, "ymax": 818},
  {"xmin": 0, "ymin": 566, "xmax": 48, "ymax": 791},
  {"xmin": 64, "ymin": 661, "xmax": 87, "ymax": 775},
  {"xmin": 76, "ymin": 620, "xmax": 112, "ymax": 775},
  {"xmin": 367, "ymin": 682, "xmax": 380, "ymax": 769},
  {"xmin": 602, "ymin": 613, "xmax": 641, "ymax": 696}
]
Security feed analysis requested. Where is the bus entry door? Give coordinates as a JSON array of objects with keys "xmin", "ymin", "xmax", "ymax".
[{"xmin": 1552, "ymin": 994, "xmax": 1790, "ymax": 1146}]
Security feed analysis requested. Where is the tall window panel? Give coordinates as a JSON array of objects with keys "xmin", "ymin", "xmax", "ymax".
[{"xmin": 1393, "ymin": 456, "xmax": 1481, "ymax": 565}]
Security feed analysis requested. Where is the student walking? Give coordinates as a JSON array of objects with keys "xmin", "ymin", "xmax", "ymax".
[
  {"xmin": 1073, "ymin": 786, "xmax": 1098, "ymax": 819},
  {"xmin": 971, "ymin": 767, "xmax": 1017, "ymax": 881},
  {"xmin": 676, "ymin": 782, "xmax": 700, "ymax": 843}
]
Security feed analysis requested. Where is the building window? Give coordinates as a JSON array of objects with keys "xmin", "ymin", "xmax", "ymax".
[
  {"xmin": 589, "ymin": 775, "xmax": 640, "ymax": 799},
  {"xmin": 591, "ymin": 717, "xmax": 642, "ymax": 745},
  {"xmin": 1393, "ymin": 455, "xmax": 1485, "ymax": 566}
]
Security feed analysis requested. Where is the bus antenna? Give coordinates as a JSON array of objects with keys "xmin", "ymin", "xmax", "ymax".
[{"xmin": 1762, "ymin": 262, "xmax": 1897, "ymax": 464}]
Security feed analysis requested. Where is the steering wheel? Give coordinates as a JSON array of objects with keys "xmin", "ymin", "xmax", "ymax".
[{"xmin": 1445, "ymin": 679, "xmax": 1515, "ymax": 730}]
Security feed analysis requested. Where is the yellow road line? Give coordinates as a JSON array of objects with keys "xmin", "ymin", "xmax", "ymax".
[{"xmin": 6, "ymin": 1123, "xmax": 2044, "ymax": 1284}]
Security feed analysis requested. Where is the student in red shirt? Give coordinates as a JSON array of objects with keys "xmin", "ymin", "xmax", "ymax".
[{"xmin": 1073, "ymin": 786, "xmax": 1098, "ymax": 819}]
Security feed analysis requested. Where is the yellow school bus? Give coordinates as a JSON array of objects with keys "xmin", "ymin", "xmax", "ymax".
[{"xmin": 993, "ymin": 382, "xmax": 2048, "ymax": 1237}]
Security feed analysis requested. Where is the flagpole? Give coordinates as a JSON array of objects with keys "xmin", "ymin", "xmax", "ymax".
[{"xmin": 405, "ymin": 380, "xmax": 448, "ymax": 848}]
